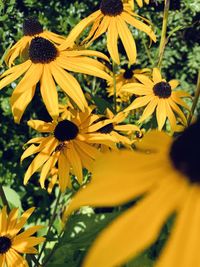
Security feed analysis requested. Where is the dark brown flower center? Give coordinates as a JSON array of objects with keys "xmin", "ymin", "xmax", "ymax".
[
  {"xmin": 23, "ymin": 17, "xmax": 43, "ymax": 36},
  {"xmin": 170, "ymin": 119, "xmax": 200, "ymax": 183},
  {"xmin": 153, "ymin": 82, "xmax": 172, "ymax": 98},
  {"xmin": 0, "ymin": 236, "xmax": 12, "ymax": 254},
  {"xmin": 54, "ymin": 120, "xmax": 79, "ymax": 142},
  {"xmin": 29, "ymin": 37, "xmax": 58, "ymax": 63},
  {"xmin": 100, "ymin": 0, "xmax": 123, "ymax": 16},
  {"xmin": 123, "ymin": 69, "xmax": 133, "ymax": 79}
]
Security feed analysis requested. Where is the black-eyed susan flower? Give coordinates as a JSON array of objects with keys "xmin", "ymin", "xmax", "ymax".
[
  {"xmin": 0, "ymin": 206, "xmax": 45, "ymax": 266},
  {"xmin": 21, "ymin": 108, "xmax": 118, "ymax": 192},
  {"xmin": 0, "ymin": 37, "xmax": 111, "ymax": 123},
  {"xmin": 90, "ymin": 108, "xmax": 141, "ymax": 148},
  {"xmin": 61, "ymin": 0, "xmax": 156, "ymax": 64},
  {"xmin": 63, "ymin": 119, "xmax": 200, "ymax": 267},
  {"xmin": 122, "ymin": 68, "xmax": 191, "ymax": 131},
  {"xmin": 107, "ymin": 64, "xmax": 150, "ymax": 103},
  {"xmin": 5, "ymin": 17, "xmax": 65, "ymax": 67}
]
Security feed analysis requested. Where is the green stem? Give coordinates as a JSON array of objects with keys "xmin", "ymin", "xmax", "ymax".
[
  {"xmin": 112, "ymin": 61, "xmax": 117, "ymax": 113},
  {"xmin": 38, "ymin": 190, "xmax": 62, "ymax": 263},
  {"xmin": 157, "ymin": 0, "xmax": 170, "ymax": 69},
  {"xmin": 188, "ymin": 71, "xmax": 200, "ymax": 125},
  {"xmin": 0, "ymin": 184, "xmax": 10, "ymax": 212}
]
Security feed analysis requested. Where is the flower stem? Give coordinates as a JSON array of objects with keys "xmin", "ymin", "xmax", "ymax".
[
  {"xmin": 0, "ymin": 184, "xmax": 10, "ymax": 212},
  {"xmin": 112, "ymin": 61, "xmax": 118, "ymax": 113},
  {"xmin": 157, "ymin": 0, "xmax": 170, "ymax": 69},
  {"xmin": 188, "ymin": 71, "xmax": 200, "ymax": 125},
  {"xmin": 38, "ymin": 190, "xmax": 62, "ymax": 263}
]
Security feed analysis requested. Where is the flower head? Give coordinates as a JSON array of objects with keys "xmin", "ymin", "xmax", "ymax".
[
  {"xmin": 0, "ymin": 37, "xmax": 111, "ymax": 123},
  {"xmin": 21, "ymin": 108, "xmax": 118, "ymax": 192},
  {"xmin": 5, "ymin": 17, "xmax": 66, "ymax": 67},
  {"xmin": 63, "ymin": 119, "xmax": 200, "ymax": 267},
  {"xmin": 122, "ymin": 68, "xmax": 191, "ymax": 131},
  {"xmin": 60, "ymin": 0, "xmax": 156, "ymax": 64},
  {"xmin": 0, "ymin": 206, "xmax": 45, "ymax": 266}
]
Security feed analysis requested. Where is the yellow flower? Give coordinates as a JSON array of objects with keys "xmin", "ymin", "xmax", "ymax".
[
  {"xmin": 63, "ymin": 120, "xmax": 200, "ymax": 267},
  {"xmin": 107, "ymin": 65, "xmax": 150, "ymax": 103},
  {"xmin": 123, "ymin": 0, "xmax": 150, "ymax": 9},
  {"xmin": 122, "ymin": 68, "xmax": 191, "ymax": 131},
  {"xmin": 90, "ymin": 108, "xmax": 141, "ymax": 149},
  {"xmin": 0, "ymin": 206, "xmax": 45, "ymax": 266},
  {"xmin": 61, "ymin": 0, "xmax": 156, "ymax": 64},
  {"xmin": 5, "ymin": 17, "xmax": 65, "ymax": 67},
  {"xmin": 0, "ymin": 37, "xmax": 111, "ymax": 123},
  {"xmin": 21, "ymin": 108, "xmax": 117, "ymax": 192}
]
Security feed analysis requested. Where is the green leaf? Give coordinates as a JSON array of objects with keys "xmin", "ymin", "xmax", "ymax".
[
  {"xmin": 0, "ymin": 186, "xmax": 22, "ymax": 210},
  {"xmin": 93, "ymin": 96, "xmax": 114, "ymax": 114}
]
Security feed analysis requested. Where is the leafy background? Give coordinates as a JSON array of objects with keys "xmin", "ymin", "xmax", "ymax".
[{"xmin": 0, "ymin": 0, "xmax": 199, "ymax": 266}]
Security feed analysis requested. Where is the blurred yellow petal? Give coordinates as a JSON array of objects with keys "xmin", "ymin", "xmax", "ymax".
[
  {"xmin": 82, "ymin": 177, "xmax": 186, "ymax": 267},
  {"xmin": 169, "ymin": 79, "xmax": 179, "ymax": 89}
]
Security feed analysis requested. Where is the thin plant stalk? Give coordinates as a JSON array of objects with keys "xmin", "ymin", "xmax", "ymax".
[
  {"xmin": 188, "ymin": 71, "xmax": 200, "ymax": 125},
  {"xmin": 38, "ymin": 190, "xmax": 62, "ymax": 263},
  {"xmin": 157, "ymin": 0, "xmax": 170, "ymax": 69},
  {"xmin": 112, "ymin": 61, "xmax": 118, "ymax": 113}
]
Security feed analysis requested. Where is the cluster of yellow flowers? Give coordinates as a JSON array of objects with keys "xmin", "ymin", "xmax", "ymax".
[{"xmin": 0, "ymin": 0, "xmax": 199, "ymax": 266}]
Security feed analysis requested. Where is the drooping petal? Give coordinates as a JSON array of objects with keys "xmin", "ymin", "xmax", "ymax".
[
  {"xmin": 107, "ymin": 18, "xmax": 120, "ymax": 64},
  {"xmin": 58, "ymin": 152, "xmax": 70, "ymax": 192},
  {"xmin": 156, "ymin": 99, "xmax": 167, "ymax": 130},
  {"xmin": 122, "ymin": 83, "xmax": 152, "ymax": 95},
  {"xmin": 0, "ymin": 60, "xmax": 32, "ymax": 90},
  {"xmin": 23, "ymin": 138, "xmax": 58, "ymax": 184},
  {"xmin": 165, "ymin": 100, "xmax": 177, "ymax": 132},
  {"xmin": 50, "ymin": 62, "xmax": 87, "ymax": 111},
  {"xmin": 156, "ymin": 186, "xmax": 200, "ymax": 267},
  {"xmin": 65, "ymin": 143, "xmax": 83, "ymax": 181},
  {"xmin": 133, "ymin": 74, "xmax": 154, "ymax": 88},
  {"xmin": 11, "ymin": 85, "xmax": 36, "ymax": 123},
  {"xmin": 121, "ymin": 12, "xmax": 156, "ymax": 42},
  {"xmin": 82, "ymin": 176, "xmax": 187, "ymax": 267},
  {"xmin": 40, "ymin": 64, "xmax": 59, "ymax": 120},
  {"xmin": 171, "ymin": 92, "xmax": 191, "ymax": 111},
  {"xmin": 138, "ymin": 97, "xmax": 158, "ymax": 123},
  {"xmin": 168, "ymin": 98, "xmax": 187, "ymax": 126},
  {"xmin": 117, "ymin": 16, "xmax": 137, "ymax": 64}
]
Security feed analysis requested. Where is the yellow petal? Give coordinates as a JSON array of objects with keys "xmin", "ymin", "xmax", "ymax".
[
  {"xmin": 65, "ymin": 143, "xmax": 83, "ymax": 182},
  {"xmin": 58, "ymin": 153, "xmax": 70, "ymax": 192},
  {"xmin": 168, "ymin": 98, "xmax": 187, "ymax": 126},
  {"xmin": 0, "ymin": 206, "xmax": 7, "ymax": 235},
  {"xmin": 122, "ymin": 83, "xmax": 152, "ymax": 95},
  {"xmin": 23, "ymin": 138, "xmax": 57, "ymax": 184},
  {"xmin": 124, "ymin": 95, "xmax": 153, "ymax": 111},
  {"xmin": 50, "ymin": 62, "xmax": 87, "ymax": 111},
  {"xmin": 165, "ymin": 100, "xmax": 177, "ymax": 132},
  {"xmin": 117, "ymin": 16, "xmax": 137, "ymax": 64},
  {"xmin": 82, "ymin": 176, "xmax": 186, "ymax": 267},
  {"xmin": 169, "ymin": 79, "xmax": 179, "ymax": 89},
  {"xmin": 64, "ymin": 151, "xmax": 166, "ymax": 218},
  {"xmin": 121, "ymin": 12, "xmax": 156, "ymax": 42},
  {"xmin": 60, "ymin": 10, "xmax": 102, "ymax": 50},
  {"xmin": 11, "ymin": 85, "xmax": 36, "ymax": 123},
  {"xmin": 171, "ymin": 92, "xmax": 191, "ymax": 111},
  {"xmin": 153, "ymin": 68, "xmax": 162, "ymax": 83},
  {"xmin": 40, "ymin": 64, "xmax": 59, "ymax": 120},
  {"xmin": 27, "ymin": 120, "xmax": 55, "ymax": 133},
  {"xmin": 156, "ymin": 186, "xmax": 200, "ymax": 267},
  {"xmin": 40, "ymin": 152, "xmax": 59, "ymax": 188},
  {"xmin": 0, "ymin": 60, "xmax": 32, "ymax": 90},
  {"xmin": 138, "ymin": 97, "xmax": 158, "ymax": 122},
  {"xmin": 156, "ymin": 99, "xmax": 167, "ymax": 130},
  {"xmin": 107, "ymin": 18, "xmax": 120, "ymax": 64}
]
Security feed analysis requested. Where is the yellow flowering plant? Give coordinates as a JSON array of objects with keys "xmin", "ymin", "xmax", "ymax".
[{"xmin": 0, "ymin": 0, "xmax": 198, "ymax": 266}]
